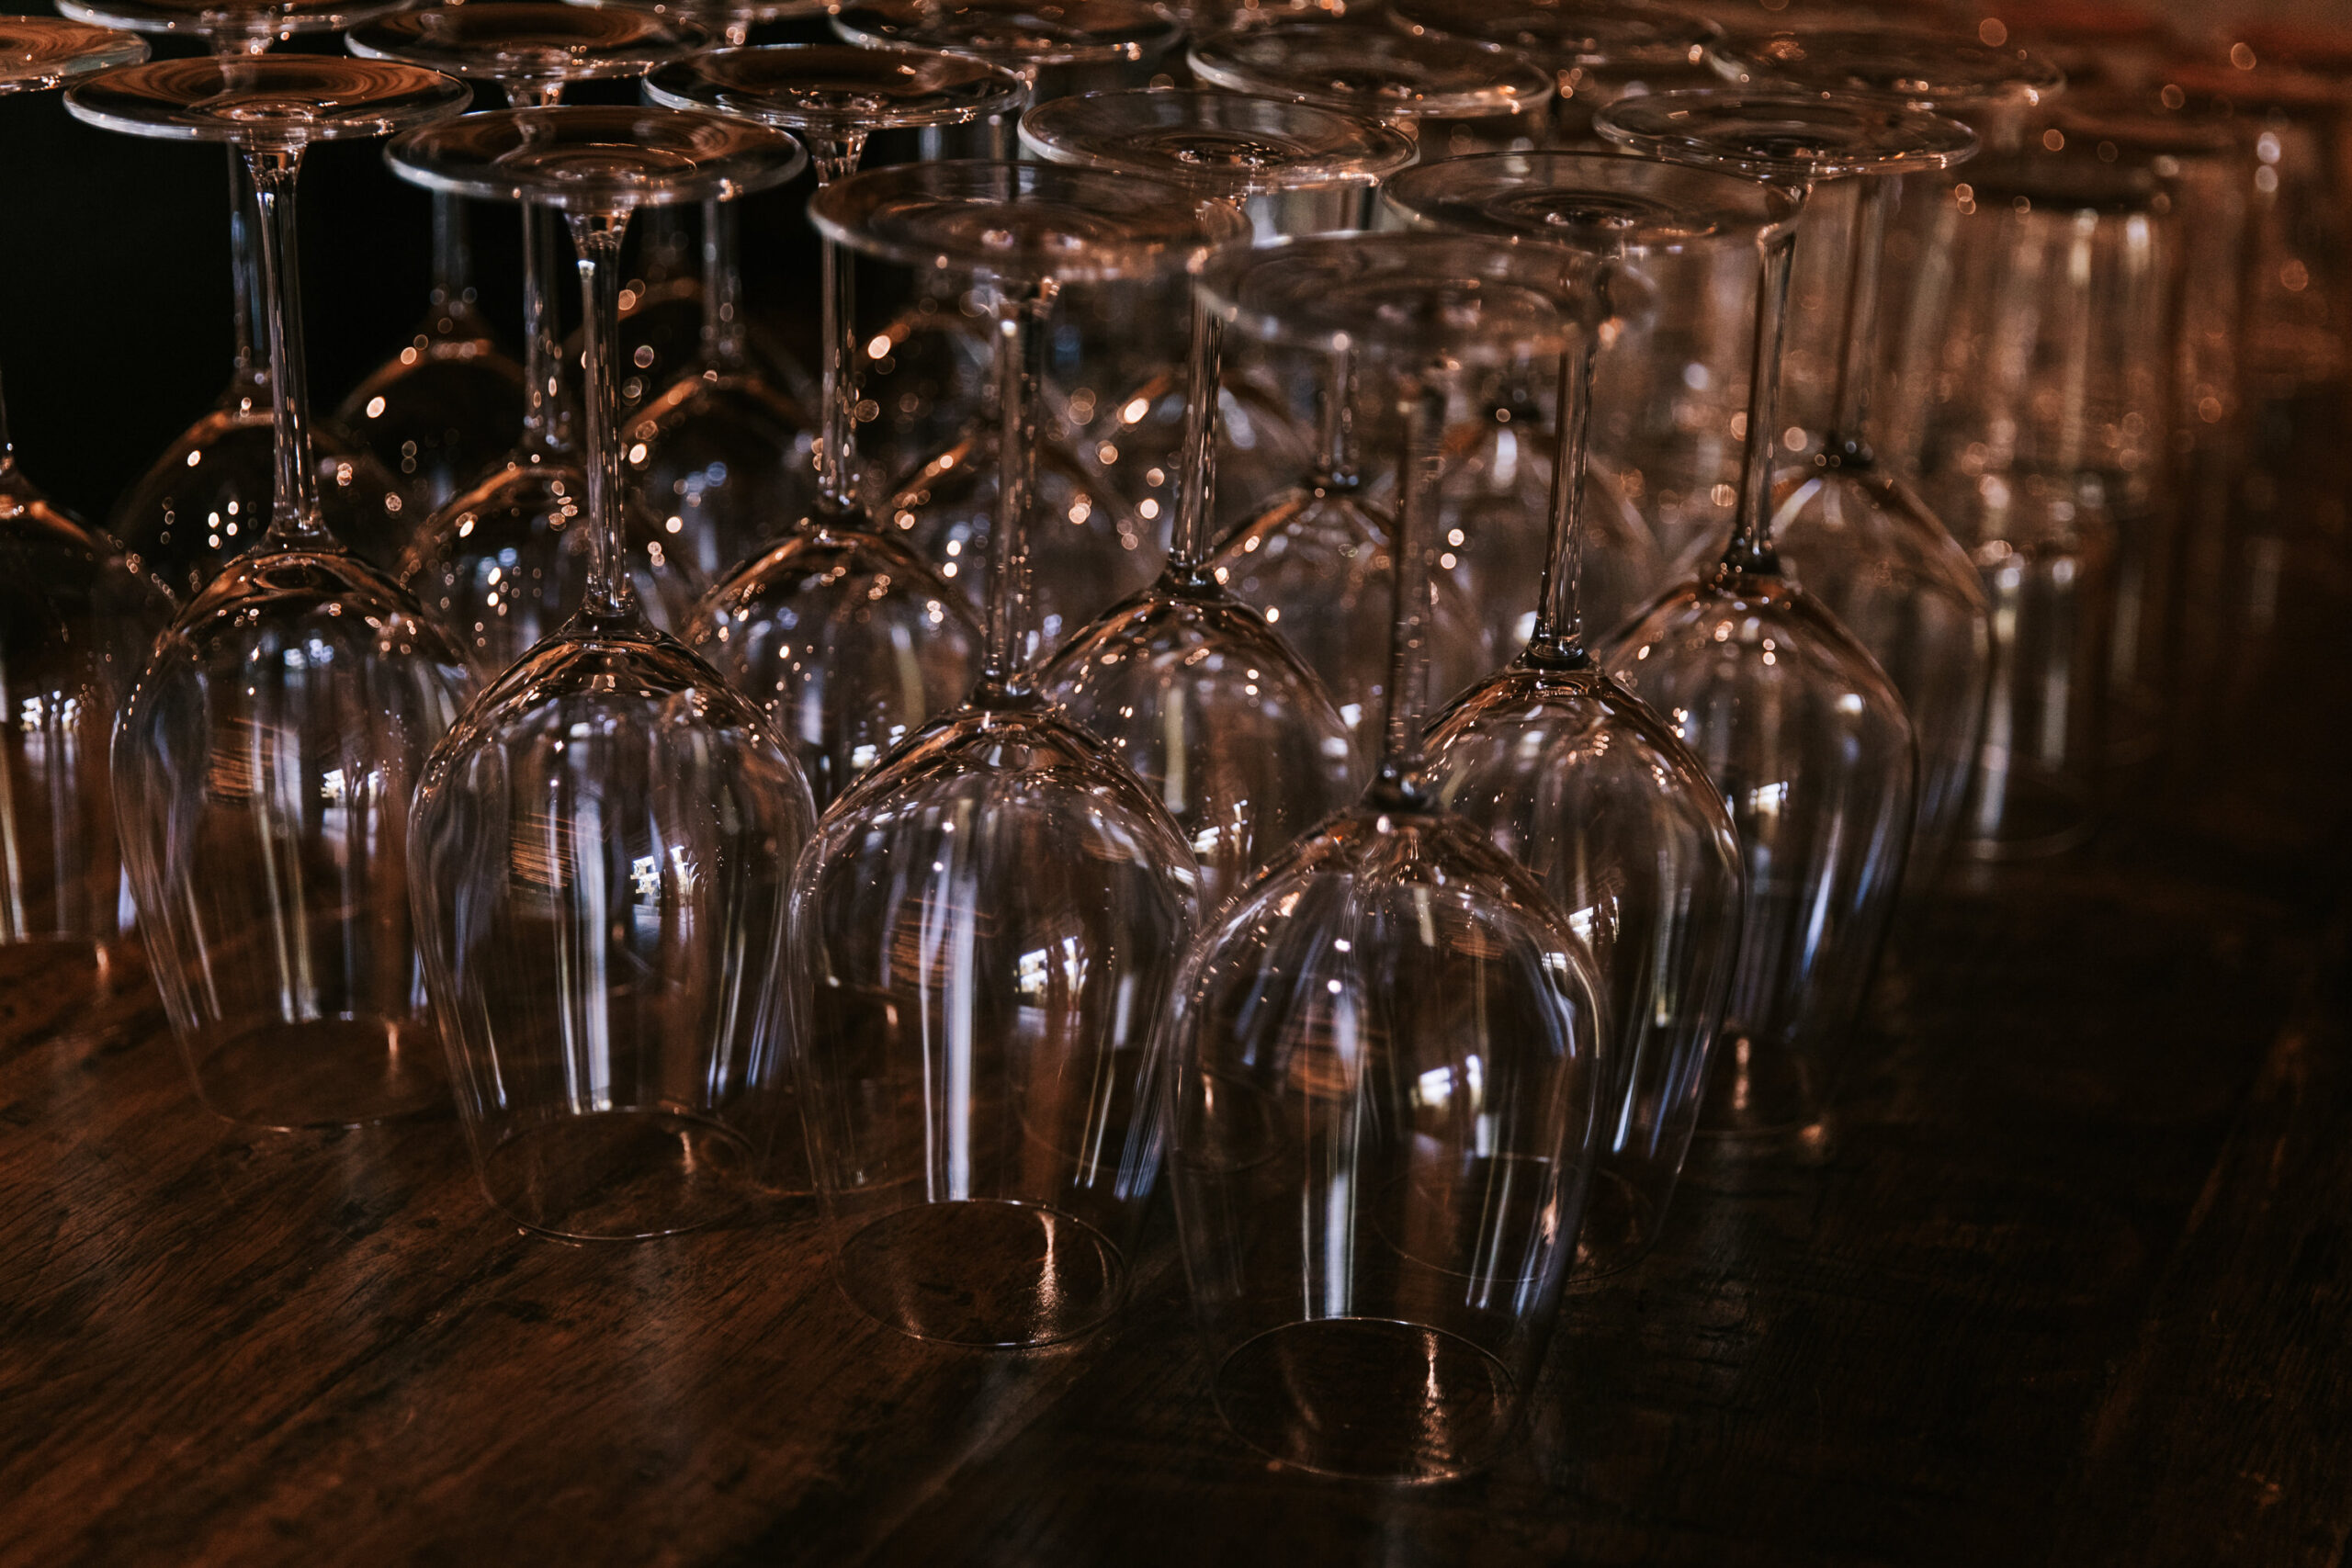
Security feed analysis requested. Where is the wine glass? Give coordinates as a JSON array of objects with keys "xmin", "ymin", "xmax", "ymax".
[
  {"xmin": 1168, "ymin": 231, "xmax": 1607, "ymax": 1483},
  {"xmin": 791, "ymin": 160, "xmax": 1242, "ymax": 1347},
  {"xmin": 74, "ymin": 52, "xmax": 476, "ymax": 1128},
  {"xmin": 348, "ymin": 2, "xmax": 715, "ymax": 676},
  {"xmin": 1192, "ymin": 25, "xmax": 1555, "ymax": 733},
  {"xmin": 648, "ymin": 43, "xmax": 1023, "ymax": 810},
  {"xmin": 1589, "ymin": 91, "xmax": 1964, "ymax": 1144},
  {"xmin": 1022, "ymin": 87, "xmax": 1418, "ymax": 911},
  {"xmin": 0, "ymin": 16, "xmax": 164, "ymax": 993},
  {"xmin": 1385, "ymin": 0, "xmax": 1727, "ymax": 147},
  {"xmin": 583, "ymin": 0, "xmax": 842, "ymax": 583},
  {"xmin": 336, "ymin": 190, "xmax": 528, "ymax": 517},
  {"xmin": 831, "ymin": 0, "xmax": 1193, "ymax": 653},
  {"xmin": 1717, "ymin": 28, "xmax": 2064, "ymax": 874},
  {"xmin": 1390, "ymin": 152, "xmax": 1770, "ymax": 1277},
  {"xmin": 58, "ymin": 0, "xmax": 416, "ymax": 604},
  {"xmin": 393, "ymin": 105, "xmax": 819, "ymax": 1240}
]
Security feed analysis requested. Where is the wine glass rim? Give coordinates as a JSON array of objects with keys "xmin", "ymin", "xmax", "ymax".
[
  {"xmin": 56, "ymin": 0, "xmax": 409, "ymax": 39},
  {"xmin": 1384, "ymin": 149, "xmax": 1800, "ymax": 252},
  {"xmin": 62, "ymin": 54, "xmax": 471, "ymax": 142},
  {"xmin": 1202, "ymin": 229, "xmax": 1590, "ymax": 365},
  {"xmin": 1724, "ymin": 26, "xmax": 2066, "ymax": 107},
  {"xmin": 829, "ymin": 0, "xmax": 1185, "ymax": 70},
  {"xmin": 386, "ymin": 103, "xmax": 807, "ymax": 209},
  {"xmin": 808, "ymin": 157, "xmax": 1250, "ymax": 284},
  {"xmin": 1019, "ymin": 88, "xmax": 1418, "ymax": 196},
  {"xmin": 569, "ymin": 0, "xmax": 836, "ymax": 27},
  {"xmin": 1594, "ymin": 89, "xmax": 1980, "ymax": 180},
  {"xmin": 1387, "ymin": 0, "xmax": 1721, "ymax": 69},
  {"xmin": 346, "ymin": 2, "xmax": 712, "ymax": 85},
  {"xmin": 644, "ymin": 41, "xmax": 1026, "ymax": 132},
  {"xmin": 1188, "ymin": 20, "xmax": 1555, "ymax": 121},
  {"xmin": 0, "ymin": 16, "xmax": 147, "ymax": 95}
]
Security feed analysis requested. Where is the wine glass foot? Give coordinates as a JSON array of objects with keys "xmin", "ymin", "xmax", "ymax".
[
  {"xmin": 1567, "ymin": 1165, "xmax": 1659, "ymax": 1284},
  {"xmin": 479, "ymin": 1109, "xmax": 758, "ymax": 1242},
  {"xmin": 1211, "ymin": 1318, "xmax": 1518, "ymax": 1483},
  {"xmin": 834, "ymin": 1199, "xmax": 1125, "ymax": 1348},
  {"xmin": 1695, "ymin": 1030, "xmax": 1833, "ymax": 1148},
  {"xmin": 183, "ymin": 1013, "xmax": 446, "ymax": 1130}
]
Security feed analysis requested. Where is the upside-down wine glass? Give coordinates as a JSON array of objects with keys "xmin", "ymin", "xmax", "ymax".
[
  {"xmin": 1721, "ymin": 29, "xmax": 2062, "ymax": 873},
  {"xmin": 1021, "ymin": 88, "xmax": 1416, "ymax": 910},
  {"xmin": 1590, "ymin": 92, "xmax": 1951, "ymax": 1144},
  {"xmin": 1394, "ymin": 152, "xmax": 1761, "ymax": 1277},
  {"xmin": 1168, "ymin": 231, "xmax": 1607, "ymax": 1483},
  {"xmin": 650, "ymin": 44, "xmax": 1022, "ymax": 809},
  {"xmin": 1079, "ymin": 17, "xmax": 1557, "ymax": 551},
  {"xmin": 58, "ymin": 0, "xmax": 415, "ymax": 602},
  {"xmin": 349, "ymin": 3, "xmax": 714, "ymax": 676},
  {"xmin": 592, "ymin": 0, "xmax": 837, "ymax": 582},
  {"xmin": 395, "ymin": 105, "xmax": 820, "ymax": 1239},
  {"xmin": 832, "ymin": 0, "xmax": 1193, "ymax": 653},
  {"xmin": 0, "ymin": 17, "xmax": 162, "ymax": 995},
  {"xmin": 75, "ymin": 53, "xmax": 475, "ymax": 1127},
  {"xmin": 336, "ymin": 190, "xmax": 528, "ymax": 516},
  {"xmin": 791, "ymin": 160, "xmax": 1240, "ymax": 1347},
  {"xmin": 1387, "ymin": 0, "xmax": 1725, "ymax": 147},
  {"xmin": 1188, "ymin": 26, "xmax": 1554, "ymax": 732}
]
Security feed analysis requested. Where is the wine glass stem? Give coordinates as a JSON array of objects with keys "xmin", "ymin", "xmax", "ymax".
[
  {"xmin": 1170, "ymin": 284, "xmax": 1224, "ymax": 576},
  {"xmin": 1722, "ymin": 218, "xmax": 1802, "ymax": 577},
  {"xmin": 505, "ymin": 77, "xmax": 571, "ymax": 459},
  {"xmin": 980, "ymin": 279, "xmax": 1053, "ymax": 692},
  {"xmin": 227, "ymin": 151, "xmax": 261, "ymax": 382},
  {"xmin": 1828, "ymin": 177, "xmax": 1891, "ymax": 461},
  {"xmin": 569, "ymin": 209, "xmax": 639, "ymax": 622},
  {"xmin": 210, "ymin": 25, "xmax": 272, "ymax": 388},
  {"xmin": 701, "ymin": 197, "xmax": 748, "ymax": 371},
  {"xmin": 812, "ymin": 135, "xmax": 870, "ymax": 519},
  {"xmin": 1316, "ymin": 345, "xmax": 1359, "ymax": 491},
  {"xmin": 1528, "ymin": 314, "xmax": 1599, "ymax": 667},
  {"xmin": 246, "ymin": 144, "xmax": 328, "ymax": 550},
  {"xmin": 1373, "ymin": 367, "xmax": 1448, "ymax": 809},
  {"xmin": 431, "ymin": 190, "xmax": 474, "ymax": 315}
]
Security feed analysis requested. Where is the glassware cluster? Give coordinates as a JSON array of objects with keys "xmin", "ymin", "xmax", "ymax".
[{"xmin": 8, "ymin": 0, "xmax": 2303, "ymax": 1483}]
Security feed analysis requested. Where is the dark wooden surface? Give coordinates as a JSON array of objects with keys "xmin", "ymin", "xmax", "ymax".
[{"xmin": 5, "ymin": 512, "xmax": 2350, "ymax": 1568}]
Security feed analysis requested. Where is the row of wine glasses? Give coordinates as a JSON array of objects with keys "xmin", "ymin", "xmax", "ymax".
[{"xmin": 14, "ymin": 0, "xmax": 2274, "ymax": 1486}]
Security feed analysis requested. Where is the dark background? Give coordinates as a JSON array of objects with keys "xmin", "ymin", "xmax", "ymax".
[{"xmin": 0, "ymin": 9, "xmax": 839, "ymax": 528}]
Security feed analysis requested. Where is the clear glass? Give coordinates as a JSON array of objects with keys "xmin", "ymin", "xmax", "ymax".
[
  {"xmin": 1594, "ymin": 91, "xmax": 1940, "ymax": 1143},
  {"xmin": 349, "ymin": 5, "xmax": 716, "ymax": 678},
  {"xmin": 1385, "ymin": 0, "xmax": 1725, "ymax": 147},
  {"xmin": 652, "ymin": 44, "xmax": 1025, "ymax": 808},
  {"xmin": 792, "ymin": 159, "xmax": 1235, "ymax": 1347},
  {"xmin": 0, "ymin": 17, "xmax": 162, "ymax": 990},
  {"xmin": 1026, "ymin": 89, "xmax": 1422, "ymax": 909},
  {"xmin": 1388, "ymin": 152, "xmax": 1767, "ymax": 1275},
  {"xmin": 1189, "ymin": 19, "xmax": 1556, "ymax": 155},
  {"xmin": 337, "ymin": 191, "xmax": 528, "ymax": 516},
  {"xmin": 1170, "ymin": 232, "xmax": 1605, "ymax": 1483},
  {"xmin": 74, "ymin": 55, "xmax": 478, "ymax": 1128},
  {"xmin": 60, "ymin": 0, "xmax": 417, "ymax": 604},
  {"xmin": 394, "ymin": 105, "xmax": 819, "ymax": 1239},
  {"xmin": 1909, "ymin": 144, "xmax": 2175, "ymax": 857},
  {"xmin": 825, "ymin": 6, "xmax": 1193, "ymax": 657}
]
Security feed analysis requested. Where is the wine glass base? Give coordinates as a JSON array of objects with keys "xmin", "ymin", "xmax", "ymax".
[
  {"xmin": 479, "ymin": 1109, "xmax": 759, "ymax": 1243},
  {"xmin": 834, "ymin": 1199, "xmax": 1125, "ymax": 1348},
  {"xmin": 182, "ymin": 1012, "xmax": 445, "ymax": 1130},
  {"xmin": 1567, "ymin": 1165, "xmax": 1660, "ymax": 1284},
  {"xmin": 1694, "ymin": 1029, "xmax": 1833, "ymax": 1146},
  {"xmin": 1212, "ymin": 1317, "xmax": 1518, "ymax": 1483},
  {"xmin": 1960, "ymin": 763, "xmax": 2099, "ymax": 863}
]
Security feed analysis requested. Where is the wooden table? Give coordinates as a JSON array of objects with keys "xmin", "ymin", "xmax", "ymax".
[{"xmin": 5, "ymin": 521, "xmax": 2348, "ymax": 1568}]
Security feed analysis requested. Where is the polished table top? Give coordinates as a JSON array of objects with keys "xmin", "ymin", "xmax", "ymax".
[{"xmin": 3, "ymin": 514, "xmax": 2347, "ymax": 1568}]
